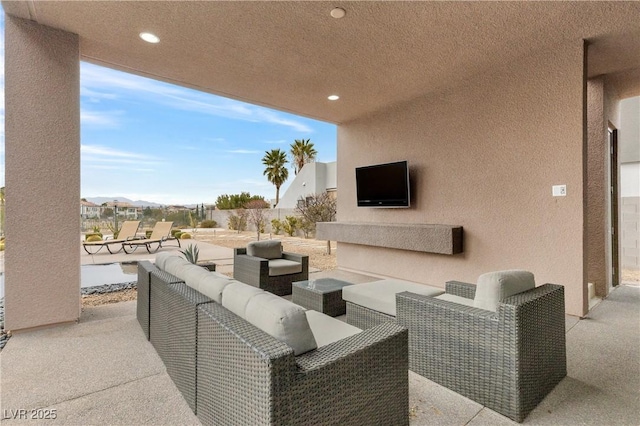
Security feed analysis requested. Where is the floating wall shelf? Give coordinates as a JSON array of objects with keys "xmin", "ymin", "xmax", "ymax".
[{"xmin": 316, "ymin": 222, "xmax": 463, "ymax": 255}]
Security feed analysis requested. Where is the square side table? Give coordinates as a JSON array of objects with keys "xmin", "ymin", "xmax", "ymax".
[{"xmin": 292, "ymin": 278, "xmax": 352, "ymax": 317}]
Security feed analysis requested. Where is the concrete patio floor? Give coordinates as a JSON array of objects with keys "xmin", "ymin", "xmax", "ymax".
[{"xmin": 1, "ymin": 259, "xmax": 638, "ymax": 424}]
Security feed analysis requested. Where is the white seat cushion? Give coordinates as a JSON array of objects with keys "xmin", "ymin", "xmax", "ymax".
[
  {"xmin": 268, "ymin": 259, "xmax": 302, "ymax": 276},
  {"xmin": 245, "ymin": 292, "xmax": 317, "ymax": 356},
  {"xmin": 177, "ymin": 264, "xmax": 211, "ymax": 292},
  {"xmin": 247, "ymin": 240, "xmax": 283, "ymax": 259},
  {"xmin": 164, "ymin": 256, "xmax": 191, "ymax": 277},
  {"xmin": 435, "ymin": 293, "xmax": 475, "ymax": 307},
  {"xmin": 474, "ymin": 270, "xmax": 536, "ymax": 312},
  {"xmin": 198, "ymin": 274, "xmax": 234, "ymax": 303},
  {"xmin": 154, "ymin": 252, "xmax": 174, "ymax": 271},
  {"xmin": 342, "ymin": 279, "xmax": 443, "ymax": 316},
  {"xmin": 221, "ymin": 282, "xmax": 264, "ymax": 319},
  {"xmin": 305, "ymin": 310, "xmax": 362, "ymax": 348}
]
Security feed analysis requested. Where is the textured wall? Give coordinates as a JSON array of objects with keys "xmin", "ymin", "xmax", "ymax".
[
  {"xmin": 317, "ymin": 222, "xmax": 462, "ymax": 255},
  {"xmin": 337, "ymin": 40, "xmax": 588, "ymax": 316},
  {"xmin": 622, "ymin": 197, "xmax": 640, "ymax": 271},
  {"xmin": 586, "ymin": 78, "xmax": 621, "ymax": 297},
  {"xmin": 586, "ymin": 78, "xmax": 608, "ymax": 297},
  {"xmin": 5, "ymin": 17, "xmax": 80, "ymax": 330},
  {"xmin": 619, "ymin": 97, "xmax": 640, "ymax": 164}
]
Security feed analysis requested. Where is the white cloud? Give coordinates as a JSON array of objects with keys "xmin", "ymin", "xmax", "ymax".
[
  {"xmin": 81, "ymin": 145, "xmax": 157, "ymax": 160},
  {"xmin": 265, "ymin": 139, "xmax": 287, "ymax": 145},
  {"xmin": 225, "ymin": 149, "xmax": 261, "ymax": 154},
  {"xmin": 81, "ymin": 145, "xmax": 164, "ymax": 169},
  {"xmin": 80, "ymin": 63, "xmax": 314, "ymax": 133},
  {"xmin": 80, "ymin": 110, "xmax": 123, "ymax": 127}
]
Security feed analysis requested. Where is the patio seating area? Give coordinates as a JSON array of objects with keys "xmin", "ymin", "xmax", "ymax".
[{"xmin": 1, "ymin": 245, "xmax": 638, "ymax": 424}]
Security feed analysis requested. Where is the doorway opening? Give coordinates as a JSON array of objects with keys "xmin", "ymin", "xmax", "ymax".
[{"xmin": 609, "ymin": 126, "xmax": 619, "ymax": 288}]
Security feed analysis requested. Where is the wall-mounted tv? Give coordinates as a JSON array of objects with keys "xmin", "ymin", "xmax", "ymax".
[{"xmin": 356, "ymin": 160, "xmax": 410, "ymax": 208}]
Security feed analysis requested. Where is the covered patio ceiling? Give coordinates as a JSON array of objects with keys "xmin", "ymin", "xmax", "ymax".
[{"xmin": 3, "ymin": 1, "xmax": 640, "ymax": 123}]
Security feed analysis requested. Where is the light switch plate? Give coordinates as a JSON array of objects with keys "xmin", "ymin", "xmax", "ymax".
[{"xmin": 552, "ymin": 185, "xmax": 567, "ymax": 197}]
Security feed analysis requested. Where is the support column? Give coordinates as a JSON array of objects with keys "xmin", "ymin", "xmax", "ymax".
[{"xmin": 5, "ymin": 16, "xmax": 80, "ymax": 331}]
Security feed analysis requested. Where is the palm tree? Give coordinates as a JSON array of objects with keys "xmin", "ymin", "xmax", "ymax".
[
  {"xmin": 290, "ymin": 139, "xmax": 317, "ymax": 174},
  {"xmin": 262, "ymin": 149, "xmax": 289, "ymax": 205}
]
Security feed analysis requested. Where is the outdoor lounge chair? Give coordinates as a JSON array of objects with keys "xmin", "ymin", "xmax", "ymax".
[
  {"xmin": 233, "ymin": 240, "xmax": 308, "ymax": 296},
  {"xmin": 122, "ymin": 221, "xmax": 180, "ymax": 254},
  {"xmin": 82, "ymin": 220, "xmax": 141, "ymax": 254},
  {"xmin": 396, "ymin": 270, "xmax": 567, "ymax": 422}
]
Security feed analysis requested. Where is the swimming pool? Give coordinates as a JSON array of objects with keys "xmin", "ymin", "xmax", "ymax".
[{"xmin": 0, "ymin": 262, "xmax": 138, "ymax": 298}]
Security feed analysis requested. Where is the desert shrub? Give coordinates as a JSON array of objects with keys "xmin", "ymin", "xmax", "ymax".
[
  {"xmin": 271, "ymin": 219, "xmax": 282, "ymax": 235},
  {"xmin": 283, "ymin": 216, "xmax": 298, "ymax": 237},
  {"xmin": 180, "ymin": 244, "xmax": 199, "ymax": 264},
  {"xmin": 174, "ymin": 231, "xmax": 184, "ymax": 239},
  {"xmin": 180, "ymin": 233, "xmax": 192, "ymax": 239},
  {"xmin": 200, "ymin": 219, "xmax": 217, "ymax": 228},
  {"xmin": 86, "ymin": 234, "xmax": 103, "ymax": 242},
  {"xmin": 228, "ymin": 211, "xmax": 247, "ymax": 232},
  {"xmin": 171, "ymin": 229, "xmax": 181, "ymax": 237},
  {"xmin": 0, "ymin": 241, "xmax": 5, "ymax": 251},
  {"xmin": 145, "ymin": 230, "xmax": 153, "ymax": 238},
  {"xmin": 299, "ymin": 218, "xmax": 315, "ymax": 239},
  {"xmin": 91, "ymin": 225, "xmax": 103, "ymax": 238}
]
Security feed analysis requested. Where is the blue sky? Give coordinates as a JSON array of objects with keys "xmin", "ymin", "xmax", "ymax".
[{"xmin": 0, "ymin": 14, "xmax": 337, "ymax": 205}]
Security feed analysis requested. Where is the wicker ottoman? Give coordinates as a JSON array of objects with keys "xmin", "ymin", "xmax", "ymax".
[{"xmin": 292, "ymin": 278, "xmax": 352, "ymax": 317}]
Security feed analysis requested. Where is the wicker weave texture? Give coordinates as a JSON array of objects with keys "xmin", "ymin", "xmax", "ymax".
[
  {"xmin": 445, "ymin": 280, "xmax": 477, "ymax": 299},
  {"xmin": 149, "ymin": 270, "xmax": 183, "ymax": 365},
  {"xmin": 196, "ymin": 302, "xmax": 295, "ymax": 425},
  {"xmin": 345, "ymin": 301, "xmax": 396, "ymax": 329},
  {"xmin": 396, "ymin": 284, "xmax": 566, "ymax": 422},
  {"xmin": 291, "ymin": 322, "xmax": 409, "ymax": 425},
  {"xmin": 136, "ymin": 261, "xmax": 157, "ymax": 340},
  {"xmin": 165, "ymin": 283, "xmax": 214, "ymax": 413},
  {"xmin": 196, "ymin": 303, "xmax": 409, "ymax": 426},
  {"xmin": 233, "ymin": 248, "xmax": 309, "ymax": 296},
  {"xmin": 292, "ymin": 283, "xmax": 348, "ymax": 317}
]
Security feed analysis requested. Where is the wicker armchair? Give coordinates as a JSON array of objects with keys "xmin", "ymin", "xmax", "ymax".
[
  {"xmin": 233, "ymin": 240, "xmax": 308, "ymax": 296},
  {"xmin": 396, "ymin": 280, "xmax": 566, "ymax": 423}
]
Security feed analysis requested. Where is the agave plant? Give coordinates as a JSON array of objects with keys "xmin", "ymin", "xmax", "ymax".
[{"xmin": 180, "ymin": 243, "xmax": 200, "ymax": 265}]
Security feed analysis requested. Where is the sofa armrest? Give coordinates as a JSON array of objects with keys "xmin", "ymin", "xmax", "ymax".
[
  {"xmin": 233, "ymin": 252, "xmax": 269, "ymax": 287},
  {"xmin": 295, "ymin": 321, "xmax": 407, "ymax": 372},
  {"xmin": 445, "ymin": 280, "xmax": 476, "ymax": 299},
  {"xmin": 291, "ymin": 321, "xmax": 408, "ymax": 424},
  {"xmin": 282, "ymin": 251, "xmax": 309, "ymax": 274},
  {"xmin": 397, "ymin": 291, "xmax": 497, "ymax": 325},
  {"xmin": 282, "ymin": 251, "xmax": 307, "ymax": 263}
]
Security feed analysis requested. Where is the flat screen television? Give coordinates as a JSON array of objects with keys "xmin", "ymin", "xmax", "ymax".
[{"xmin": 356, "ymin": 160, "xmax": 410, "ymax": 208}]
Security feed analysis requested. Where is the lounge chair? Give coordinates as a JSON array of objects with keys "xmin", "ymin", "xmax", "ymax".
[
  {"xmin": 233, "ymin": 240, "xmax": 308, "ymax": 296},
  {"xmin": 82, "ymin": 220, "xmax": 141, "ymax": 255},
  {"xmin": 122, "ymin": 221, "xmax": 180, "ymax": 254}
]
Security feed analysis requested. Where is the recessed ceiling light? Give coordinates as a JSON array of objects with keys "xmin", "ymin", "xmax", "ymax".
[
  {"xmin": 330, "ymin": 7, "xmax": 346, "ymax": 19},
  {"xmin": 328, "ymin": 95, "xmax": 340, "ymax": 101},
  {"xmin": 139, "ymin": 32, "xmax": 160, "ymax": 43}
]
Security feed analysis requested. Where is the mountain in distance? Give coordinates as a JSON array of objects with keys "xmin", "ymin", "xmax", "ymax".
[{"xmin": 85, "ymin": 196, "xmax": 164, "ymax": 208}]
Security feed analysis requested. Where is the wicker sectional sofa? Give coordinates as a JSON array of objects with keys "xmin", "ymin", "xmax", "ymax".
[{"xmin": 137, "ymin": 253, "xmax": 409, "ymax": 425}]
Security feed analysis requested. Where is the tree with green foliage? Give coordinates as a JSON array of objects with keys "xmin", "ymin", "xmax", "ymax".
[
  {"xmin": 216, "ymin": 192, "xmax": 268, "ymax": 210},
  {"xmin": 290, "ymin": 139, "xmax": 317, "ymax": 175},
  {"xmin": 262, "ymin": 149, "xmax": 289, "ymax": 205}
]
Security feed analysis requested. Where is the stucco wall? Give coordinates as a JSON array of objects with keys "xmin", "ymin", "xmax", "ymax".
[
  {"xmin": 4, "ymin": 17, "xmax": 81, "ymax": 330},
  {"xmin": 619, "ymin": 97, "xmax": 640, "ymax": 164},
  {"xmin": 586, "ymin": 78, "xmax": 621, "ymax": 296},
  {"xmin": 337, "ymin": 40, "xmax": 588, "ymax": 316},
  {"xmin": 277, "ymin": 162, "xmax": 336, "ymax": 209}
]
